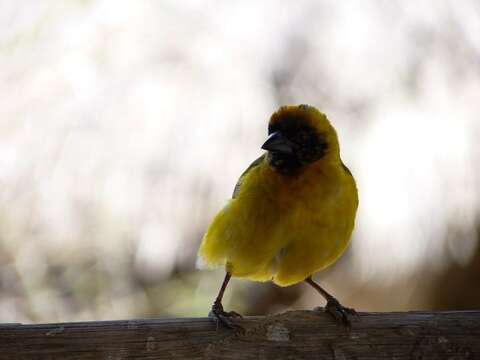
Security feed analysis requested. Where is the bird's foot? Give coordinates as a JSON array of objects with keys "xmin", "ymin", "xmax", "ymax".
[
  {"xmin": 319, "ymin": 297, "xmax": 358, "ymax": 328},
  {"xmin": 209, "ymin": 301, "xmax": 243, "ymax": 330}
]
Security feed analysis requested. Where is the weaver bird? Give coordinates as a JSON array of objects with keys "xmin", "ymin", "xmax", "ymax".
[{"xmin": 198, "ymin": 104, "xmax": 359, "ymax": 327}]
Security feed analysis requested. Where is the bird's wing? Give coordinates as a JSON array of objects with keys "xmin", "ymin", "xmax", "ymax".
[{"xmin": 232, "ymin": 154, "xmax": 266, "ymax": 198}]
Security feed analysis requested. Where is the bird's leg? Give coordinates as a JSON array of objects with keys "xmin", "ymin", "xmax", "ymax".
[
  {"xmin": 305, "ymin": 277, "xmax": 358, "ymax": 327},
  {"xmin": 209, "ymin": 272, "xmax": 242, "ymax": 329}
]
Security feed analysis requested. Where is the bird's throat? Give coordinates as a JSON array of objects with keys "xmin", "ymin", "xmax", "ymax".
[{"xmin": 267, "ymin": 152, "xmax": 303, "ymax": 176}]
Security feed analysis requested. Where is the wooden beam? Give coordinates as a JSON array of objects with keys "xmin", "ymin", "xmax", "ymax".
[{"xmin": 1, "ymin": 310, "xmax": 479, "ymax": 359}]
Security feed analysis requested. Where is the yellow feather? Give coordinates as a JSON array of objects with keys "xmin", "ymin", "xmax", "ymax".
[{"xmin": 198, "ymin": 105, "xmax": 358, "ymax": 287}]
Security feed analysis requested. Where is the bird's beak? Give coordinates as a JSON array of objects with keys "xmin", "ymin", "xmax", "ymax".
[{"xmin": 261, "ymin": 131, "xmax": 294, "ymax": 154}]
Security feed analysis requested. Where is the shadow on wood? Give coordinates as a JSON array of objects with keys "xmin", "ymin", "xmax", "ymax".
[{"xmin": 0, "ymin": 310, "xmax": 479, "ymax": 359}]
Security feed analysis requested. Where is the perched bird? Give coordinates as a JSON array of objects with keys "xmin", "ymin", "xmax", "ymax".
[{"xmin": 198, "ymin": 104, "xmax": 359, "ymax": 327}]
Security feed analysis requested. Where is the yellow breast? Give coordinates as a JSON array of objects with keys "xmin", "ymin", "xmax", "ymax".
[{"xmin": 199, "ymin": 157, "xmax": 358, "ymax": 287}]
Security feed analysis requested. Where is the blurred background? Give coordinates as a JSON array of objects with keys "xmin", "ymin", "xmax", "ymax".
[{"xmin": 1, "ymin": 0, "xmax": 479, "ymax": 323}]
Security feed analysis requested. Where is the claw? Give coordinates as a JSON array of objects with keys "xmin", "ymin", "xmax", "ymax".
[
  {"xmin": 209, "ymin": 302, "xmax": 243, "ymax": 330},
  {"xmin": 224, "ymin": 310, "xmax": 243, "ymax": 318},
  {"xmin": 323, "ymin": 298, "xmax": 358, "ymax": 328}
]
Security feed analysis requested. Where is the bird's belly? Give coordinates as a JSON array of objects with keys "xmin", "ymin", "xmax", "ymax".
[
  {"xmin": 273, "ymin": 222, "xmax": 352, "ymax": 285},
  {"xmin": 227, "ymin": 192, "xmax": 356, "ymax": 286}
]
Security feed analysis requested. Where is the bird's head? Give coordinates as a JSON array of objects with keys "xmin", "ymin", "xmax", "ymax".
[{"xmin": 262, "ymin": 104, "xmax": 340, "ymax": 175}]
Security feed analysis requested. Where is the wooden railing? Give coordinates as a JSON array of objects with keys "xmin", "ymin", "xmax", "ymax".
[{"xmin": 1, "ymin": 310, "xmax": 479, "ymax": 359}]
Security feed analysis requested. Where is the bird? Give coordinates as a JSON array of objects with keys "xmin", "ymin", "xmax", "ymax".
[{"xmin": 198, "ymin": 104, "xmax": 359, "ymax": 328}]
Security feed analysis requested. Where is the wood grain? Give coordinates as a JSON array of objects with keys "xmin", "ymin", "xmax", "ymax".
[{"xmin": 1, "ymin": 310, "xmax": 479, "ymax": 359}]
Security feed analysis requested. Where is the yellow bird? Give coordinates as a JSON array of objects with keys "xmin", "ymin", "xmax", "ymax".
[{"xmin": 198, "ymin": 104, "xmax": 359, "ymax": 327}]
